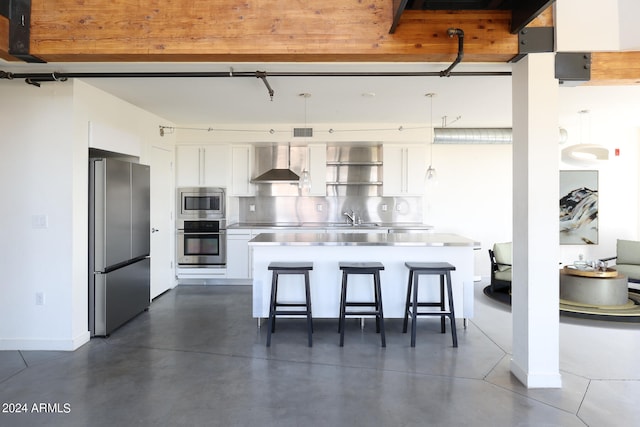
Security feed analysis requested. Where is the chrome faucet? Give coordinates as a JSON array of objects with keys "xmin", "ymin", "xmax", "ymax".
[{"xmin": 343, "ymin": 210, "xmax": 358, "ymax": 225}]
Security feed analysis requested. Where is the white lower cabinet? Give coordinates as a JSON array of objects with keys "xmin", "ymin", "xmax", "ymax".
[{"xmin": 225, "ymin": 229, "xmax": 252, "ymax": 279}]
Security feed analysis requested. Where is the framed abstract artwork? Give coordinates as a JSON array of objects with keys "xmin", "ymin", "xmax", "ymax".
[{"xmin": 559, "ymin": 170, "xmax": 598, "ymax": 245}]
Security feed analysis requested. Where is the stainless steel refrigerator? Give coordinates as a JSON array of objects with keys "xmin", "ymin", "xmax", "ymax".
[{"xmin": 89, "ymin": 157, "xmax": 151, "ymax": 337}]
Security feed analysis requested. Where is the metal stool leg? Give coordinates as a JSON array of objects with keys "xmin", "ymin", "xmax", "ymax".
[
  {"xmin": 339, "ymin": 271, "xmax": 348, "ymax": 346},
  {"xmin": 266, "ymin": 271, "xmax": 278, "ymax": 347},
  {"xmin": 374, "ymin": 271, "xmax": 386, "ymax": 347},
  {"xmin": 402, "ymin": 269, "xmax": 413, "ymax": 333},
  {"xmin": 439, "ymin": 274, "xmax": 446, "ymax": 333},
  {"xmin": 304, "ymin": 271, "xmax": 313, "ymax": 347},
  {"xmin": 374, "ymin": 272, "xmax": 381, "ymax": 333},
  {"xmin": 411, "ymin": 273, "xmax": 419, "ymax": 347},
  {"xmin": 446, "ymin": 271, "xmax": 458, "ymax": 347}
]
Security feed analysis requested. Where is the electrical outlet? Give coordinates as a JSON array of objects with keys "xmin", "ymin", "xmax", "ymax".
[
  {"xmin": 35, "ymin": 292, "xmax": 45, "ymax": 306},
  {"xmin": 31, "ymin": 214, "xmax": 48, "ymax": 229},
  {"xmin": 381, "ymin": 204, "xmax": 388, "ymax": 212},
  {"xmin": 316, "ymin": 204, "xmax": 323, "ymax": 212},
  {"xmin": 249, "ymin": 204, "xmax": 256, "ymax": 212}
]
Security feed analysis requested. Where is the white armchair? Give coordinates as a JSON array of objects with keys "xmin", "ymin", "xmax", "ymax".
[{"xmin": 601, "ymin": 239, "xmax": 640, "ymax": 287}]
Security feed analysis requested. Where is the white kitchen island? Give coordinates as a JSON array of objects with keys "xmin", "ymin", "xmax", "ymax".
[{"xmin": 249, "ymin": 232, "xmax": 480, "ymax": 321}]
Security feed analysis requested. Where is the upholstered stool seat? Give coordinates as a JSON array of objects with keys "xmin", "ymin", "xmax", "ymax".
[
  {"xmin": 403, "ymin": 262, "xmax": 457, "ymax": 348},
  {"xmin": 266, "ymin": 262, "xmax": 314, "ymax": 347},
  {"xmin": 338, "ymin": 262, "xmax": 386, "ymax": 347}
]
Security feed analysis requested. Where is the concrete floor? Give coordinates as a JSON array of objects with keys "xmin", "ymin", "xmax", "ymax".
[{"xmin": 0, "ymin": 283, "xmax": 639, "ymax": 427}]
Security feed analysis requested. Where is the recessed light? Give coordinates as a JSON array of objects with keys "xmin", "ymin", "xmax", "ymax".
[{"xmin": 362, "ymin": 92, "xmax": 376, "ymax": 97}]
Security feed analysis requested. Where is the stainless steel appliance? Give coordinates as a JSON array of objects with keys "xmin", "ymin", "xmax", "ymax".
[
  {"xmin": 177, "ymin": 219, "xmax": 227, "ymax": 267},
  {"xmin": 177, "ymin": 187, "xmax": 225, "ymax": 219},
  {"xmin": 89, "ymin": 158, "xmax": 151, "ymax": 337}
]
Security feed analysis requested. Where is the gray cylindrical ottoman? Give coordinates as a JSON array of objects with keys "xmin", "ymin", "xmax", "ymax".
[{"xmin": 560, "ymin": 270, "xmax": 628, "ymax": 306}]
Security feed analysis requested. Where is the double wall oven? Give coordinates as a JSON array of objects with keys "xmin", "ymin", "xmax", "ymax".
[{"xmin": 177, "ymin": 187, "xmax": 226, "ymax": 268}]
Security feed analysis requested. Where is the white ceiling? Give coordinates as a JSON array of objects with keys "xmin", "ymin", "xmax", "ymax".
[{"xmin": 2, "ymin": 60, "xmax": 640, "ymax": 132}]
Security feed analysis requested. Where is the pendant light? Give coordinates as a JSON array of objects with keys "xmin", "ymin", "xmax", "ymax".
[
  {"xmin": 425, "ymin": 93, "xmax": 437, "ymax": 183},
  {"xmin": 298, "ymin": 168, "xmax": 312, "ymax": 190},
  {"xmin": 298, "ymin": 93, "xmax": 312, "ymax": 190},
  {"xmin": 561, "ymin": 109, "xmax": 609, "ymax": 165}
]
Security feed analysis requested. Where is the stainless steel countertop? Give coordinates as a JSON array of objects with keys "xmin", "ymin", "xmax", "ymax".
[
  {"xmin": 227, "ymin": 222, "xmax": 434, "ymax": 231},
  {"xmin": 248, "ymin": 232, "xmax": 480, "ymax": 247}
]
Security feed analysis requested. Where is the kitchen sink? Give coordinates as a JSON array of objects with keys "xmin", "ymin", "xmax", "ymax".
[{"xmin": 327, "ymin": 222, "xmax": 380, "ymax": 228}]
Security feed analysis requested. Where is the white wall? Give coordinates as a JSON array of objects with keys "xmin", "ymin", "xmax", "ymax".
[
  {"xmin": 556, "ymin": 0, "xmax": 640, "ymax": 51},
  {"xmin": 0, "ymin": 79, "xmax": 175, "ymax": 350},
  {"xmin": 555, "ymin": 0, "xmax": 621, "ymax": 52},
  {"xmin": 618, "ymin": 0, "xmax": 640, "ymax": 50},
  {"xmin": 426, "ymin": 143, "xmax": 513, "ymax": 276},
  {"xmin": 557, "ymin": 125, "xmax": 639, "ymax": 265},
  {"xmin": 0, "ymin": 81, "xmax": 80, "ymax": 350}
]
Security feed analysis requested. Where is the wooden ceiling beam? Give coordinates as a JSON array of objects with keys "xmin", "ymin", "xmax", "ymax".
[
  {"xmin": 588, "ymin": 52, "xmax": 640, "ymax": 85},
  {"xmin": 0, "ymin": 15, "xmax": 11, "ymax": 61},
  {"xmin": 26, "ymin": 1, "xmax": 517, "ymax": 62},
  {"xmin": 2, "ymin": 2, "xmax": 638, "ymax": 85}
]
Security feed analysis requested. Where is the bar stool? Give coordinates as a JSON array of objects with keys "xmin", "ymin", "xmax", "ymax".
[
  {"xmin": 338, "ymin": 262, "xmax": 385, "ymax": 347},
  {"xmin": 403, "ymin": 262, "xmax": 457, "ymax": 348},
  {"xmin": 266, "ymin": 262, "xmax": 314, "ymax": 347}
]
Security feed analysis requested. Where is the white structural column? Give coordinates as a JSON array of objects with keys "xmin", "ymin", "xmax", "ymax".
[{"xmin": 511, "ymin": 53, "xmax": 562, "ymax": 388}]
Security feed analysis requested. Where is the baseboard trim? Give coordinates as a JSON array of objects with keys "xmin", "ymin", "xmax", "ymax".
[
  {"xmin": 510, "ymin": 358, "xmax": 563, "ymax": 389},
  {"xmin": 0, "ymin": 331, "xmax": 90, "ymax": 351}
]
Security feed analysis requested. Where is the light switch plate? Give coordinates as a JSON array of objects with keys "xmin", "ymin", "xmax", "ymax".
[{"xmin": 31, "ymin": 214, "xmax": 48, "ymax": 229}]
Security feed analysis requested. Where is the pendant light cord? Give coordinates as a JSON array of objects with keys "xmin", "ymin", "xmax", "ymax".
[{"xmin": 430, "ymin": 93, "xmax": 434, "ymax": 166}]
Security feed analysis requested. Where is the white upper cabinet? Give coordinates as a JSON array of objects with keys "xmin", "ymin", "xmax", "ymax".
[
  {"xmin": 382, "ymin": 145, "xmax": 426, "ymax": 196},
  {"xmin": 175, "ymin": 146, "xmax": 201, "ymax": 187},
  {"xmin": 203, "ymin": 145, "xmax": 230, "ymax": 186},
  {"xmin": 176, "ymin": 145, "xmax": 230, "ymax": 187},
  {"xmin": 230, "ymin": 145, "xmax": 254, "ymax": 196}
]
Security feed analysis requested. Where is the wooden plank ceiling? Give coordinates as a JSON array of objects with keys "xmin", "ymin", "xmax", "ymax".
[{"xmin": 0, "ymin": 0, "xmax": 638, "ymax": 85}]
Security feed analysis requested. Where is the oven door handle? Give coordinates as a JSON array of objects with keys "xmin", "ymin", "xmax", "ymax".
[{"xmin": 178, "ymin": 231, "xmax": 226, "ymax": 235}]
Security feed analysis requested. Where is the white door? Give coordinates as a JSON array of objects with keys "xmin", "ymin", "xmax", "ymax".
[{"xmin": 150, "ymin": 146, "xmax": 174, "ymax": 298}]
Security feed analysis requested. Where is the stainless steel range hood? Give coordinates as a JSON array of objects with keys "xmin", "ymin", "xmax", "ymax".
[
  {"xmin": 252, "ymin": 168, "xmax": 300, "ymax": 183},
  {"xmin": 251, "ymin": 145, "xmax": 300, "ymax": 183}
]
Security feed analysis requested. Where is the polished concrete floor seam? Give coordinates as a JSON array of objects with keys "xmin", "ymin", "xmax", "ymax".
[
  {"xmin": 0, "ymin": 367, "xmax": 27, "ymax": 386},
  {"xmin": 10, "ymin": 338, "xmax": 586, "ymax": 419},
  {"xmin": 468, "ymin": 318, "xmax": 511, "ymax": 354},
  {"xmin": 101, "ymin": 335, "xmax": 501, "ymax": 383},
  {"xmin": 97, "ymin": 325, "xmax": 591, "ymax": 421}
]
